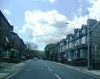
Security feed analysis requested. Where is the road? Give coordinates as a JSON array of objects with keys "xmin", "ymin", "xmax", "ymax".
[{"xmin": 8, "ymin": 59, "xmax": 99, "ymax": 79}]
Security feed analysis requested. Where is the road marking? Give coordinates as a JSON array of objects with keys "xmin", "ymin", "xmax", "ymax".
[
  {"xmin": 48, "ymin": 61, "xmax": 100, "ymax": 79},
  {"xmin": 6, "ymin": 65, "xmax": 25, "ymax": 79},
  {"xmin": 54, "ymin": 73, "xmax": 62, "ymax": 79},
  {"xmin": 48, "ymin": 67, "xmax": 53, "ymax": 71}
]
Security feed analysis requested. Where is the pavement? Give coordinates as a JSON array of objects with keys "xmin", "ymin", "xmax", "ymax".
[
  {"xmin": 0, "ymin": 61, "xmax": 26, "ymax": 79},
  {"xmin": 50, "ymin": 61, "xmax": 100, "ymax": 78},
  {"xmin": 0, "ymin": 59, "xmax": 100, "ymax": 79}
]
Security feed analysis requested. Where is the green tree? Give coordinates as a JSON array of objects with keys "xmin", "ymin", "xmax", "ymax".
[{"xmin": 44, "ymin": 43, "xmax": 55, "ymax": 60}]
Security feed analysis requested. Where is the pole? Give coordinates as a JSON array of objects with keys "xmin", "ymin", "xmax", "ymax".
[
  {"xmin": 87, "ymin": 10, "xmax": 90, "ymax": 69},
  {"xmin": 87, "ymin": 19, "xmax": 90, "ymax": 69},
  {"xmin": 87, "ymin": 16, "xmax": 93, "ymax": 70}
]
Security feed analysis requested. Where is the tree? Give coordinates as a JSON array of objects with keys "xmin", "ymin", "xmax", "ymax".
[
  {"xmin": 26, "ymin": 42, "xmax": 38, "ymax": 50},
  {"xmin": 44, "ymin": 43, "xmax": 55, "ymax": 60},
  {"xmin": 26, "ymin": 42, "xmax": 38, "ymax": 59}
]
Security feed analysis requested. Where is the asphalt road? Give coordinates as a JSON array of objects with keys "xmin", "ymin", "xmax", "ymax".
[{"xmin": 8, "ymin": 59, "xmax": 99, "ymax": 79}]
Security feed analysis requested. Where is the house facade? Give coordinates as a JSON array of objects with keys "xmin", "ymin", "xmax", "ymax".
[
  {"xmin": 0, "ymin": 10, "xmax": 27, "ymax": 62},
  {"xmin": 0, "ymin": 11, "xmax": 13, "ymax": 59},
  {"xmin": 46, "ymin": 19, "xmax": 100, "ymax": 68}
]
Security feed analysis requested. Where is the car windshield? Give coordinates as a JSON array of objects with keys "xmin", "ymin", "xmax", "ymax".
[{"xmin": 0, "ymin": 0, "xmax": 100, "ymax": 79}]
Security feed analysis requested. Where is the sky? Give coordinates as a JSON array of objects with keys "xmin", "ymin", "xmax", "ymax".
[{"xmin": 0, "ymin": 0, "xmax": 100, "ymax": 50}]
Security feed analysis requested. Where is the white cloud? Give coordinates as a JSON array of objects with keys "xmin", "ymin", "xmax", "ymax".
[
  {"xmin": 88, "ymin": 0, "xmax": 100, "ymax": 21},
  {"xmin": 19, "ymin": 0, "xmax": 100, "ymax": 50},
  {"xmin": 14, "ymin": 26, "xmax": 19, "ymax": 33},
  {"xmin": 69, "ymin": 0, "xmax": 100, "ymax": 29},
  {"xmin": 34, "ymin": 0, "xmax": 56, "ymax": 3},
  {"xmin": 3, "ymin": 9, "xmax": 11, "ymax": 15},
  {"xmin": 19, "ymin": 9, "xmax": 88, "ymax": 50},
  {"xmin": 8, "ymin": 20, "xmax": 12, "ymax": 25},
  {"xmin": 48, "ymin": 0, "xmax": 56, "ymax": 3},
  {"xmin": 14, "ymin": 26, "xmax": 18, "ymax": 30},
  {"xmin": 88, "ymin": 0, "xmax": 97, "ymax": 4},
  {"xmin": 70, "ymin": 15, "xmax": 87, "ymax": 29},
  {"xmin": 19, "ymin": 10, "xmax": 70, "ymax": 47}
]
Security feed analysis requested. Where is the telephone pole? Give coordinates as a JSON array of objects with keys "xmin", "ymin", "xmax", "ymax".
[{"xmin": 87, "ymin": 19, "xmax": 92, "ymax": 70}]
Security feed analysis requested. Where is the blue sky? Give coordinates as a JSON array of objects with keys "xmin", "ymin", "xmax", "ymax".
[{"xmin": 0, "ymin": 0, "xmax": 99, "ymax": 50}]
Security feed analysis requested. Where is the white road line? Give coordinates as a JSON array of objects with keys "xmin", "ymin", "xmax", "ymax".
[
  {"xmin": 48, "ymin": 67, "xmax": 53, "ymax": 71},
  {"xmin": 6, "ymin": 66, "xmax": 25, "ymax": 79},
  {"xmin": 54, "ymin": 73, "xmax": 62, "ymax": 79},
  {"xmin": 48, "ymin": 61, "xmax": 100, "ymax": 79}
]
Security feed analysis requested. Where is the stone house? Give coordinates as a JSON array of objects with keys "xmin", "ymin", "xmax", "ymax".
[{"xmin": 0, "ymin": 11, "xmax": 13, "ymax": 59}]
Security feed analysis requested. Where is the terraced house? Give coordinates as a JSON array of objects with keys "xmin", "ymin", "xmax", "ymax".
[
  {"xmin": 0, "ymin": 11, "xmax": 26, "ymax": 62},
  {"xmin": 0, "ymin": 11, "xmax": 13, "ymax": 60},
  {"xmin": 45, "ymin": 19, "xmax": 100, "ymax": 69}
]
